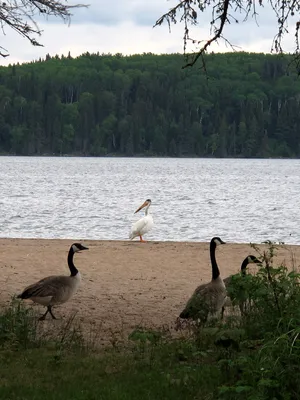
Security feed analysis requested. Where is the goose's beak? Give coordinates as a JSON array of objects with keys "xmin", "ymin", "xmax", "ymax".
[
  {"xmin": 134, "ymin": 201, "xmax": 149, "ymax": 214},
  {"xmin": 220, "ymin": 239, "xmax": 226, "ymax": 244},
  {"xmin": 80, "ymin": 245, "xmax": 89, "ymax": 251}
]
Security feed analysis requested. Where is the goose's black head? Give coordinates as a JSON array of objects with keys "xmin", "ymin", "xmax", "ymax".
[
  {"xmin": 246, "ymin": 255, "xmax": 261, "ymax": 265},
  {"xmin": 211, "ymin": 237, "xmax": 226, "ymax": 247},
  {"xmin": 71, "ymin": 243, "xmax": 89, "ymax": 253},
  {"xmin": 241, "ymin": 255, "xmax": 261, "ymax": 273}
]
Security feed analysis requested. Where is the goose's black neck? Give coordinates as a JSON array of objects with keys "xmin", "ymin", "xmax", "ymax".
[
  {"xmin": 241, "ymin": 258, "xmax": 248, "ymax": 276},
  {"xmin": 210, "ymin": 240, "xmax": 220, "ymax": 280},
  {"xmin": 68, "ymin": 248, "xmax": 78, "ymax": 277}
]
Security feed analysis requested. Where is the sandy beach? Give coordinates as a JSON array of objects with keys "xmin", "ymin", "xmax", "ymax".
[{"xmin": 0, "ymin": 238, "xmax": 299, "ymax": 345}]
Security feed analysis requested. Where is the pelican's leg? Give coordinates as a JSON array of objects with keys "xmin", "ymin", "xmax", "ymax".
[{"xmin": 139, "ymin": 235, "xmax": 146, "ymax": 242}]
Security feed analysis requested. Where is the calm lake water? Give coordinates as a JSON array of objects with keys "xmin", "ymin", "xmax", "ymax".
[{"xmin": 0, "ymin": 156, "xmax": 299, "ymax": 244}]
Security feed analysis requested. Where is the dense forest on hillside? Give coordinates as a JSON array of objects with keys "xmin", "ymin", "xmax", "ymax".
[{"xmin": 0, "ymin": 52, "xmax": 299, "ymax": 157}]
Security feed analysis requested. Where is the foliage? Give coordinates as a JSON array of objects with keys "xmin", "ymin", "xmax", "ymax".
[
  {"xmin": 155, "ymin": 0, "xmax": 300, "ymax": 69},
  {"xmin": 216, "ymin": 241, "xmax": 300, "ymax": 399},
  {"xmin": 1, "ymin": 52, "xmax": 300, "ymax": 158}
]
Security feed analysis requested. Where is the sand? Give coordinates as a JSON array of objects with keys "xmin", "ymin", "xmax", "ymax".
[{"xmin": 0, "ymin": 238, "xmax": 300, "ymax": 346}]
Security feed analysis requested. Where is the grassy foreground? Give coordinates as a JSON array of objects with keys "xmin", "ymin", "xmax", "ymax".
[
  {"xmin": 1, "ymin": 242, "xmax": 300, "ymax": 400},
  {"xmin": 0, "ymin": 302, "xmax": 218, "ymax": 400}
]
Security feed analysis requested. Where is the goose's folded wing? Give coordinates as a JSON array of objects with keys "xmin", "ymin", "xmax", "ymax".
[
  {"xmin": 18, "ymin": 275, "xmax": 68, "ymax": 299},
  {"xmin": 180, "ymin": 283, "xmax": 210, "ymax": 317},
  {"xmin": 184, "ymin": 283, "xmax": 226, "ymax": 316},
  {"xmin": 194, "ymin": 282, "xmax": 209, "ymax": 295}
]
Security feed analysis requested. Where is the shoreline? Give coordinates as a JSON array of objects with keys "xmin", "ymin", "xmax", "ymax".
[
  {"xmin": 1, "ymin": 239, "xmax": 299, "ymax": 345},
  {"xmin": 0, "ymin": 237, "xmax": 299, "ymax": 246},
  {"xmin": 0, "ymin": 154, "xmax": 299, "ymax": 160}
]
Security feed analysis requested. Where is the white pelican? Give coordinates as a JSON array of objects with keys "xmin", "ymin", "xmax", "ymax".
[{"xmin": 129, "ymin": 199, "xmax": 153, "ymax": 242}]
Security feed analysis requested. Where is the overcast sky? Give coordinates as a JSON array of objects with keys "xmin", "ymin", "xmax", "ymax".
[{"xmin": 0, "ymin": 0, "xmax": 298, "ymax": 66}]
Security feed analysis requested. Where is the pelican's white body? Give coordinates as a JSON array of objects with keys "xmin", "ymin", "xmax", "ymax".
[{"xmin": 130, "ymin": 214, "xmax": 154, "ymax": 240}]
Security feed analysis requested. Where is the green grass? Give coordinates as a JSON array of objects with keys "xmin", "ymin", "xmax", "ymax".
[
  {"xmin": 0, "ymin": 337, "xmax": 220, "ymax": 400},
  {"xmin": 0, "ymin": 300, "xmax": 220, "ymax": 400}
]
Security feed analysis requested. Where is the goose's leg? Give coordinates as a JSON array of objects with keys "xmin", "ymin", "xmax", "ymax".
[
  {"xmin": 221, "ymin": 306, "xmax": 225, "ymax": 320},
  {"xmin": 139, "ymin": 235, "xmax": 146, "ymax": 242},
  {"xmin": 48, "ymin": 306, "xmax": 57, "ymax": 320},
  {"xmin": 39, "ymin": 307, "xmax": 49, "ymax": 321},
  {"xmin": 39, "ymin": 306, "xmax": 56, "ymax": 321}
]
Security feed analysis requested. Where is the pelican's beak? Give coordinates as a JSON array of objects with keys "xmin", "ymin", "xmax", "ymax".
[{"xmin": 134, "ymin": 201, "xmax": 149, "ymax": 214}]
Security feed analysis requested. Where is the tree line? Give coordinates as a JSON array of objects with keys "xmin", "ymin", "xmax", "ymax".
[{"xmin": 0, "ymin": 51, "xmax": 300, "ymax": 158}]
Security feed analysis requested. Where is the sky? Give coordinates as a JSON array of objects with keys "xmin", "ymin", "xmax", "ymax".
[{"xmin": 0, "ymin": 0, "xmax": 299, "ymax": 66}]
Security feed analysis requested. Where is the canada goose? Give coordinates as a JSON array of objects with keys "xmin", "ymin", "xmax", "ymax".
[
  {"xmin": 17, "ymin": 243, "xmax": 88, "ymax": 320},
  {"xmin": 221, "ymin": 255, "xmax": 261, "ymax": 317},
  {"xmin": 179, "ymin": 237, "xmax": 227, "ymax": 322},
  {"xmin": 129, "ymin": 199, "xmax": 154, "ymax": 242}
]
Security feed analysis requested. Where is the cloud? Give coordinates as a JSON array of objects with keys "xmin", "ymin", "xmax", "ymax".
[
  {"xmin": 42, "ymin": 0, "xmax": 173, "ymax": 26},
  {"xmin": 130, "ymin": 0, "xmax": 174, "ymax": 26},
  {"xmin": 71, "ymin": 0, "xmax": 130, "ymax": 25},
  {"xmin": 0, "ymin": 21, "xmax": 185, "ymax": 66},
  {"xmin": 0, "ymin": 0, "xmax": 298, "ymax": 66}
]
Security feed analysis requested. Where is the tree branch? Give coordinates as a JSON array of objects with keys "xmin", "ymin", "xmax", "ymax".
[
  {"xmin": 185, "ymin": 0, "xmax": 230, "ymax": 68},
  {"xmin": 155, "ymin": 0, "xmax": 300, "ymax": 69},
  {"xmin": 0, "ymin": 0, "xmax": 88, "ymax": 57}
]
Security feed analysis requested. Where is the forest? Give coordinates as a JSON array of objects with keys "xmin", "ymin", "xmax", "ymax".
[{"xmin": 0, "ymin": 51, "xmax": 299, "ymax": 158}]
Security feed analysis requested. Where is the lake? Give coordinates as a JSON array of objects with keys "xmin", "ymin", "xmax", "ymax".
[{"xmin": 0, "ymin": 156, "xmax": 299, "ymax": 244}]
